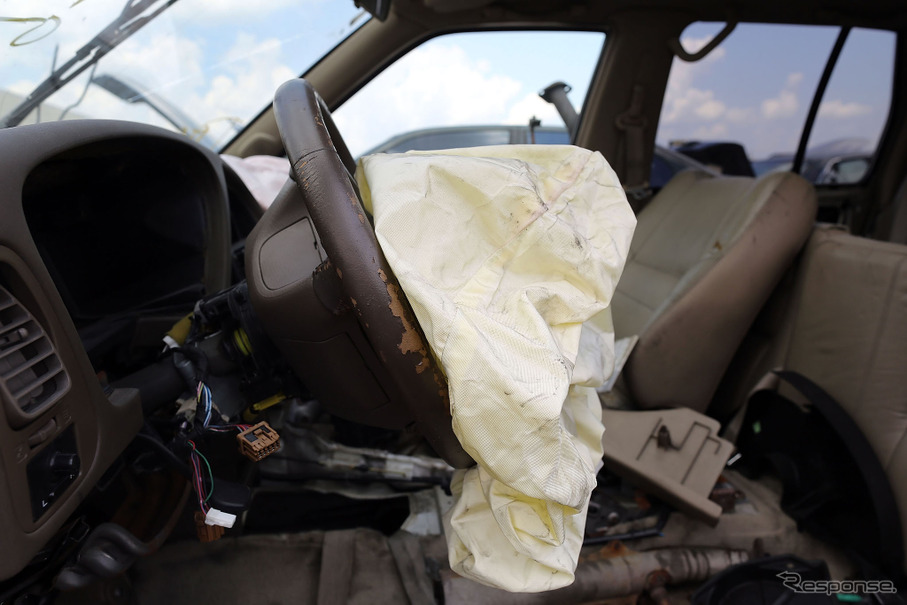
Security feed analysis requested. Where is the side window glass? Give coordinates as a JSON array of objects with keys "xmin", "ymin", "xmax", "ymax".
[
  {"xmin": 656, "ymin": 24, "xmax": 894, "ymax": 185},
  {"xmin": 805, "ymin": 28, "xmax": 895, "ymax": 184},
  {"xmin": 333, "ymin": 31, "xmax": 605, "ymax": 158}
]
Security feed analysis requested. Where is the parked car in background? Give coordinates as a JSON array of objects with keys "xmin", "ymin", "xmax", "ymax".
[
  {"xmin": 366, "ymin": 125, "xmax": 715, "ymax": 189},
  {"xmin": 752, "ymin": 138, "xmax": 873, "ymax": 184}
]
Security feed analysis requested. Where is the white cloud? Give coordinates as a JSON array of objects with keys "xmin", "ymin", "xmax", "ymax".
[
  {"xmin": 179, "ymin": 0, "xmax": 321, "ymax": 23},
  {"xmin": 660, "ymin": 36, "xmax": 729, "ymax": 126},
  {"xmin": 91, "ymin": 31, "xmax": 295, "ymax": 144},
  {"xmin": 1, "ymin": 1, "xmax": 208, "ymax": 129},
  {"xmin": 3, "ymin": 23, "xmax": 296, "ymax": 147},
  {"xmin": 696, "ymin": 98, "xmax": 726, "ymax": 120},
  {"xmin": 332, "ymin": 43, "xmax": 523, "ymax": 157},
  {"xmin": 5, "ymin": 80, "xmax": 35, "ymax": 96},
  {"xmin": 2, "ymin": 0, "xmax": 361, "ymax": 149},
  {"xmin": 101, "ymin": 33, "xmax": 205, "ymax": 97},
  {"xmin": 1, "ymin": 0, "xmax": 129, "ymax": 85},
  {"xmin": 188, "ymin": 33, "xmax": 295, "ymax": 145},
  {"xmin": 761, "ymin": 90, "xmax": 798, "ymax": 119},
  {"xmin": 663, "ymin": 87, "xmax": 727, "ymax": 124},
  {"xmin": 761, "ymin": 72, "xmax": 802, "ymax": 119},
  {"xmin": 657, "ymin": 42, "xmax": 814, "ymax": 157},
  {"xmin": 818, "ymin": 99, "xmax": 872, "ymax": 119},
  {"xmin": 726, "ymin": 107, "xmax": 752, "ymax": 122}
]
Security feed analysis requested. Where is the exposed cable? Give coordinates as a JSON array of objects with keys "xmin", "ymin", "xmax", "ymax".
[
  {"xmin": 188, "ymin": 440, "xmax": 213, "ymax": 511},
  {"xmin": 196, "ymin": 381, "xmax": 213, "ymax": 428}
]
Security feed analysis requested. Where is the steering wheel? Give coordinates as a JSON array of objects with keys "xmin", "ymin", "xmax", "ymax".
[{"xmin": 270, "ymin": 79, "xmax": 472, "ymax": 468}]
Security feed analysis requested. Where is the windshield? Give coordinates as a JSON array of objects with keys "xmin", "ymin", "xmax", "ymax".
[{"xmin": 1, "ymin": 0, "xmax": 367, "ymax": 149}]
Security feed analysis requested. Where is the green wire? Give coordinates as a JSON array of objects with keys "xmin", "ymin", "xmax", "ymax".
[{"xmin": 193, "ymin": 447, "xmax": 215, "ymax": 502}]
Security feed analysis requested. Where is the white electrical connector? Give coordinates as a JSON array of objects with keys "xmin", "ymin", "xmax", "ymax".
[
  {"xmin": 204, "ymin": 507, "xmax": 236, "ymax": 529},
  {"xmin": 162, "ymin": 335, "xmax": 180, "ymax": 350}
]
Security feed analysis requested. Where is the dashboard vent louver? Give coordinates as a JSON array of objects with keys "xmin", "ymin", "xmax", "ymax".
[{"xmin": 0, "ymin": 285, "xmax": 70, "ymax": 427}]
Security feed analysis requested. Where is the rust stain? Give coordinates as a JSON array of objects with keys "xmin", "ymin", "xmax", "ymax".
[
  {"xmin": 433, "ymin": 367, "xmax": 450, "ymax": 408},
  {"xmin": 634, "ymin": 490, "xmax": 652, "ymax": 511},
  {"xmin": 358, "ymin": 212, "xmax": 365, "ymax": 224},
  {"xmin": 378, "ymin": 268, "xmax": 429, "ymax": 372},
  {"xmin": 350, "ymin": 297, "xmax": 357, "ymax": 307},
  {"xmin": 713, "ymin": 240, "xmax": 723, "ymax": 251},
  {"xmin": 579, "ymin": 540, "xmax": 633, "ymax": 563},
  {"xmin": 335, "ymin": 267, "xmax": 342, "ymax": 279}
]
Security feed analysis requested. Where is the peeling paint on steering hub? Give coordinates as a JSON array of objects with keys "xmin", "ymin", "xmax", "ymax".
[{"xmin": 378, "ymin": 268, "xmax": 429, "ymax": 372}]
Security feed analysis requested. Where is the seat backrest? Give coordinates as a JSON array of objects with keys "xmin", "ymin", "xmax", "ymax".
[
  {"xmin": 613, "ymin": 169, "xmax": 817, "ymax": 412},
  {"xmin": 770, "ymin": 227, "xmax": 907, "ymax": 572}
]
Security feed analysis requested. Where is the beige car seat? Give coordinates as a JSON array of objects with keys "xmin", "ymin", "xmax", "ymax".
[
  {"xmin": 612, "ymin": 169, "xmax": 817, "ymax": 412},
  {"xmin": 760, "ymin": 226, "xmax": 907, "ymax": 574}
]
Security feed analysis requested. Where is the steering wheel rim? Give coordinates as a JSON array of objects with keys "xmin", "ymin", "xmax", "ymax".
[{"xmin": 272, "ymin": 79, "xmax": 472, "ymax": 468}]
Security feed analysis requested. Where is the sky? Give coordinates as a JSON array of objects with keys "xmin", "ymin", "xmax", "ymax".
[{"xmin": 0, "ymin": 1, "xmax": 896, "ymax": 159}]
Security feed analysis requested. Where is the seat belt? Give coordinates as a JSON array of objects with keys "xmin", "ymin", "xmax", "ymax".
[
  {"xmin": 615, "ymin": 84, "xmax": 651, "ymax": 204},
  {"xmin": 773, "ymin": 371, "xmax": 903, "ymax": 574}
]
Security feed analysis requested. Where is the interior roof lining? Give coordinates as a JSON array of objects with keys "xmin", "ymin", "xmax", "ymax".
[{"xmin": 400, "ymin": 0, "xmax": 907, "ymax": 32}]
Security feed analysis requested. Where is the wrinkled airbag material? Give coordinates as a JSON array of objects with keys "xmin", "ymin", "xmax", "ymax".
[{"xmin": 356, "ymin": 145, "xmax": 635, "ymax": 592}]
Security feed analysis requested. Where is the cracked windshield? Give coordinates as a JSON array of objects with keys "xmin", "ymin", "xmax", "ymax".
[{"xmin": 0, "ymin": 0, "xmax": 367, "ymax": 149}]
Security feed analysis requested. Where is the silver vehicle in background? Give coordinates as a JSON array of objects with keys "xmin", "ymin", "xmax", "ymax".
[{"xmin": 365, "ymin": 124, "xmax": 713, "ymax": 190}]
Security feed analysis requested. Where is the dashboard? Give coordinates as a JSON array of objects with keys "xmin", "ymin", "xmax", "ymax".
[
  {"xmin": 0, "ymin": 120, "xmax": 235, "ymax": 581},
  {"xmin": 0, "ymin": 112, "xmax": 461, "ymax": 590}
]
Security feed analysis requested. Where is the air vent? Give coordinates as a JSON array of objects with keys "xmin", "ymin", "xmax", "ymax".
[{"xmin": 0, "ymin": 285, "xmax": 70, "ymax": 428}]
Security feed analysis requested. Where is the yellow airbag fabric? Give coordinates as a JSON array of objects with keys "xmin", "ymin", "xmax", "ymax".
[{"xmin": 356, "ymin": 145, "xmax": 635, "ymax": 592}]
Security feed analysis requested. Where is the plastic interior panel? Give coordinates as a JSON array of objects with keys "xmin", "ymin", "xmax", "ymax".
[
  {"xmin": 0, "ymin": 120, "xmax": 229, "ymax": 580},
  {"xmin": 600, "ymin": 406, "xmax": 735, "ymax": 525}
]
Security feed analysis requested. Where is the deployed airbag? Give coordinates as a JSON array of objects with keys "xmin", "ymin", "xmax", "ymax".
[{"xmin": 356, "ymin": 145, "xmax": 635, "ymax": 592}]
